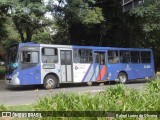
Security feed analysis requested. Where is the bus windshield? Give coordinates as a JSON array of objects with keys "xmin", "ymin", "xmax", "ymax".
[{"xmin": 8, "ymin": 44, "xmax": 18, "ymax": 70}]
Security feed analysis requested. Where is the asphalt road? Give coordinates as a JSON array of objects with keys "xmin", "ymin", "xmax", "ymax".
[{"xmin": 0, "ymin": 80, "xmax": 147, "ymax": 106}]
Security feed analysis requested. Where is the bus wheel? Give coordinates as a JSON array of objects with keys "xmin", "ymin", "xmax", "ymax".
[
  {"xmin": 43, "ymin": 75, "xmax": 58, "ymax": 89},
  {"xmin": 118, "ymin": 72, "xmax": 128, "ymax": 84}
]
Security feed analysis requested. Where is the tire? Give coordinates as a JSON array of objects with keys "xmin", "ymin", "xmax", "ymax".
[
  {"xmin": 118, "ymin": 72, "xmax": 128, "ymax": 84},
  {"xmin": 43, "ymin": 75, "xmax": 58, "ymax": 89}
]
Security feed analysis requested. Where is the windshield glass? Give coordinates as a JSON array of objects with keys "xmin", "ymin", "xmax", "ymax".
[{"xmin": 8, "ymin": 44, "xmax": 18, "ymax": 69}]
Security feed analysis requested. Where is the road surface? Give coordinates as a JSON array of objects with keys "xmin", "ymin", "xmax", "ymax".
[{"xmin": 0, "ymin": 80, "xmax": 147, "ymax": 106}]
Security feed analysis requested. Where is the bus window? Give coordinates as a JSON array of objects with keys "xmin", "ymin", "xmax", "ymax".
[
  {"xmin": 77, "ymin": 49, "xmax": 92, "ymax": 63},
  {"xmin": 120, "ymin": 51, "xmax": 130, "ymax": 63},
  {"xmin": 141, "ymin": 51, "xmax": 151, "ymax": 63},
  {"xmin": 20, "ymin": 51, "xmax": 39, "ymax": 70},
  {"xmin": 42, "ymin": 48, "xmax": 58, "ymax": 63},
  {"xmin": 73, "ymin": 49, "xmax": 80, "ymax": 63},
  {"xmin": 131, "ymin": 51, "xmax": 140, "ymax": 63},
  {"xmin": 94, "ymin": 52, "xmax": 105, "ymax": 65},
  {"xmin": 21, "ymin": 51, "xmax": 38, "ymax": 63},
  {"xmin": 108, "ymin": 51, "xmax": 119, "ymax": 64}
]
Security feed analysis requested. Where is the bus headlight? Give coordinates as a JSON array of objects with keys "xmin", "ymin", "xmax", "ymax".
[
  {"xmin": 12, "ymin": 72, "xmax": 19, "ymax": 79},
  {"xmin": 11, "ymin": 72, "xmax": 20, "ymax": 85}
]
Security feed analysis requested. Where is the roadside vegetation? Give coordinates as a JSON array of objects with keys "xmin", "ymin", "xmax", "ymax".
[
  {"xmin": 0, "ymin": 65, "xmax": 5, "ymax": 80},
  {"xmin": 0, "ymin": 79, "xmax": 160, "ymax": 119},
  {"xmin": 0, "ymin": 65, "xmax": 5, "ymax": 74}
]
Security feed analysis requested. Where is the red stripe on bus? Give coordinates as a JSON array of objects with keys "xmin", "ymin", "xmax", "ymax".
[{"xmin": 97, "ymin": 65, "xmax": 106, "ymax": 80}]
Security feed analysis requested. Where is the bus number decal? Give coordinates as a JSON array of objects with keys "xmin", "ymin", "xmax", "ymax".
[{"xmin": 144, "ymin": 65, "xmax": 151, "ymax": 68}]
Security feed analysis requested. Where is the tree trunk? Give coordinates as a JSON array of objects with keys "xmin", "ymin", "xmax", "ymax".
[
  {"xmin": 13, "ymin": 19, "xmax": 25, "ymax": 42},
  {"xmin": 26, "ymin": 27, "xmax": 32, "ymax": 42}
]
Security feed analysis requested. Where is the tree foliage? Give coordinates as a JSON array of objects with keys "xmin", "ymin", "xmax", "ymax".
[
  {"xmin": 131, "ymin": 0, "xmax": 160, "ymax": 69},
  {"xmin": 131, "ymin": 0, "xmax": 160, "ymax": 32},
  {"xmin": 47, "ymin": 0, "xmax": 105, "ymax": 44},
  {"xmin": 11, "ymin": 0, "xmax": 53, "ymax": 42}
]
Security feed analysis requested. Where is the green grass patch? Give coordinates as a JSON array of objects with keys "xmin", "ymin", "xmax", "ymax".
[
  {"xmin": 8, "ymin": 105, "xmax": 34, "ymax": 111},
  {"xmin": 0, "ymin": 66, "xmax": 6, "ymax": 74},
  {"xmin": 0, "ymin": 104, "xmax": 34, "ymax": 111},
  {"xmin": 33, "ymin": 79, "xmax": 160, "ymax": 119},
  {"xmin": 34, "ymin": 81, "xmax": 160, "ymax": 112}
]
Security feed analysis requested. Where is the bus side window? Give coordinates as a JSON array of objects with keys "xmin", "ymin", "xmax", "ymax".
[
  {"xmin": 141, "ymin": 51, "xmax": 151, "ymax": 63},
  {"xmin": 42, "ymin": 48, "xmax": 58, "ymax": 63},
  {"xmin": 131, "ymin": 51, "xmax": 140, "ymax": 63},
  {"xmin": 77, "ymin": 49, "xmax": 92, "ymax": 63},
  {"xmin": 120, "ymin": 51, "xmax": 130, "ymax": 63},
  {"xmin": 21, "ymin": 51, "xmax": 38, "ymax": 63},
  {"xmin": 73, "ymin": 49, "xmax": 80, "ymax": 63},
  {"xmin": 108, "ymin": 51, "xmax": 119, "ymax": 64}
]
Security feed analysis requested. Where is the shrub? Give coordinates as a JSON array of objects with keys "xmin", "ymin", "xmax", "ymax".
[
  {"xmin": 34, "ymin": 80, "xmax": 160, "ymax": 120},
  {"xmin": 0, "ymin": 105, "xmax": 7, "ymax": 111}
]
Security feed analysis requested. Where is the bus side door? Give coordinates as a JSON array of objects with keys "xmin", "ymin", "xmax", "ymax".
[{"xmin": 60, "ymin": 50, "xmax": 73, "ymax": 82}]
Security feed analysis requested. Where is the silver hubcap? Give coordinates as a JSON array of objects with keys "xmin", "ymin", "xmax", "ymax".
[
  {"xmin": 46, "ymin": 78, "xmax": 54, "ymax": 88},
  {"xmin": 119, "ymin": 75, "xmax": 126, "ymax": 83}
]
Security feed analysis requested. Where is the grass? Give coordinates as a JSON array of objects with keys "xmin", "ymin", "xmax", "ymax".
[
  {"xmin": 1, "ymin": 79, "xmax": 160, "ymax": 120},
  {"xmin": 0, "ymin": 66, "xmax": 6, "ymax": 80},
  {"xmin": 0, "ymin": 66, "xmax": 6, "ymax": 74},
  {"xmin": 8, "ymin": 105, "xmax": 34, "ymax": 111}
]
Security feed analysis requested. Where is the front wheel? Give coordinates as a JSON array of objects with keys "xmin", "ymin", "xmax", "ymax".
[
  {"xmin": 118, "ymin": 72, "xmax": 128, "ymax": 84},
  {"xmin": 43, "ymin": 75, "xmax": 58, "ymax": 89}
]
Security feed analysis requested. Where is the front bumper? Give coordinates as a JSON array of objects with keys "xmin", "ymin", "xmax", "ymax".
[{"xmin": 5, "ymin": 77, "xmax": 20, "ymax": 86}]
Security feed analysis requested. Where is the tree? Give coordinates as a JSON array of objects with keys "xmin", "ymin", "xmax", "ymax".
[
  {"xmin": 0, "ymin": 0, "xmax": 12, "ymax": 60},
  {"xmin": 131, "ymin": 0, "xmax": 160, "ymax": 70},
  {"xmin": 47, "ymin": 0, "xmax": 105, "ymax": 44},
  {"xmin": 0, "ymin": 0, "xmax": 53, "ymax": 42}
]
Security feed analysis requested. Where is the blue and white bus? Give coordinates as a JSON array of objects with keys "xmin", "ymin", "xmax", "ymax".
[{"xmin": 5, "ymin": 42, "xmax": 155, "ymax": 89}]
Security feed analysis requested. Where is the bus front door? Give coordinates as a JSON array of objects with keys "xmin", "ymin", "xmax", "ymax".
[
  {"xmin": 60, "ymin": 50, "xmax": 73, "ymax": 82},
  {"xmin": 20, "ymin": 50, "xmax": 41, "ymax": 85},
  {"xmin": 94, "ymin": 52, "xmax": 107, "ymax": 81}
]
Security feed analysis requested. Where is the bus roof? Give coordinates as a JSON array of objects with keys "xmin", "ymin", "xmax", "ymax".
[{"xmin": 19, "ymin": 42, "xmax": 152, "ymax": 51}]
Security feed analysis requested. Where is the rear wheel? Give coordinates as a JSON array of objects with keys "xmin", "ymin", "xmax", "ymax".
[
  {"xmin": 43, "ymin": 75, "xmax": 58, "ymax": 89},
  {"xmin": 118, "ymin": 72, "xmax": 128, "ymax": 84}
]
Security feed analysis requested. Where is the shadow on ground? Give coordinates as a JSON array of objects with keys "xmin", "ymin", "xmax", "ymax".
[
  {"xmin": 4, "ymin": 79, "xmax": 148, "ymax": 91},
  {"xmin": 6, "ymin": 81, "xmax": 116, "ymax": 91}
]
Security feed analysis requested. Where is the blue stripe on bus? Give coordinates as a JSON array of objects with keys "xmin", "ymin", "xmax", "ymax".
[
  {"xmin": 102, "ymin": 72, "xmax": 107, "ymax": 80},
  {"xmin": 82, "ymin": 64, "xmax": 92, "ymax": 82},
  {"xmin": 90, "ymin": 64, "xmax": 98, "ymax": 81}
]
